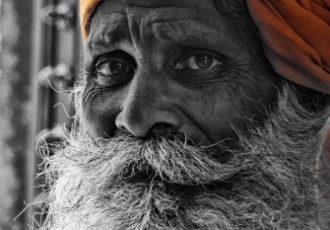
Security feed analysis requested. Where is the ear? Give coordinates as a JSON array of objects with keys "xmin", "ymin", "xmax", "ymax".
[{"xmin": 316, "ymin": 117, "xmax": 330, "ymax": 229}]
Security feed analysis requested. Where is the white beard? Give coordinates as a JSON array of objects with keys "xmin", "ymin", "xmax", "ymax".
[{"xmin": 37, "ymin": 85, "xmax": 330, "ymax": 230}]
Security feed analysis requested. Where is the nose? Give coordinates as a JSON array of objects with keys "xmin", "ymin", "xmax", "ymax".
[{"xmin": 115, "ymin": 72, "xmax": 181, "ymax": 138}]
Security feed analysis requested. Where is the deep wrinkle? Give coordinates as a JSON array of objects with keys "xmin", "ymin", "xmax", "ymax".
[{"xmin": 87, "ymin": 8, "xmax": 240, "ymax": 60}]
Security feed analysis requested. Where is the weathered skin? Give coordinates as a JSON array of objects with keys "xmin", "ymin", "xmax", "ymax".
[
  {"xmin": 37, "ymin": 1, "xmax": 330, "ymax": 229},
  {"xmin": 82, "ymin": 0, "xmax": 281, "ymax": 143}
]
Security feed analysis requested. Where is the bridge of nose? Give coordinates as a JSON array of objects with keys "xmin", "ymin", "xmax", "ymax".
[{"xmin": 115, "ymin": 70, "xmax": 182, "ymax": 137}]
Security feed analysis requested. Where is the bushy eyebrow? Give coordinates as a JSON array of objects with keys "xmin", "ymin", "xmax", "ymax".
[
  {"xmin": 91, "ymin": 23, "xmax": 130, "ymax": 50},
  {"xmin": 142, "ymin": 18, "xmax": 219, "ymax": 42},
  {"xmin": 87, "ymin": 12, "xmax": 132, "ymax": 53}
]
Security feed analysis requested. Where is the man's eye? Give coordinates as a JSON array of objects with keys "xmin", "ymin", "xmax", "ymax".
[
  {"xmin": 96, "ymin": 59, "xmax": 135, "ymax": 76},
  {"xmin": 93, "ymin": 51, "xmax": 137, "ymax": 86},
  {"xmin": 175, "ymin": 53, "xmax": 223, "ymax": 70}
]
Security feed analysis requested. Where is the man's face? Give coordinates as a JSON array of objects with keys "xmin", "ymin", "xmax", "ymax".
[
  {"xmin": 38, "ymin": 1, "xmax": 328, "ymax": 229},
  {"xmin": 82, "ymin": 0, "xmax": 279, "ymax": 143}
]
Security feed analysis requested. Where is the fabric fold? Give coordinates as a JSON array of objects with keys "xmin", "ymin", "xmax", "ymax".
[
  {"xmin": 247, "ymin": 0, "xmax": 330, "ymax": 93},
  {"xmin": 80, "ymin": 0, "xmax": 103, "ymax": 40}
]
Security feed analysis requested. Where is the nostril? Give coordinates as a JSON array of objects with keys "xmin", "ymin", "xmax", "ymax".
[
  {"xmin": 147, "ymin": 123, "xmax": 177, "ymax": 137},
  {"xmin": 117, "ymin": 124, "xmax": 130, "ymax": 134}
]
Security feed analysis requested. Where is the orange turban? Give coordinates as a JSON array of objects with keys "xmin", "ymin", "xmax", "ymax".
[
  {"xmin": 80, "ymin": 0, "xmax": 103, "ymax": 40},
  {"xmin": 80, "ymin": 0, "xmax": 330, "ymax": 93},
  {"xmin": 247, "ymin": 0, "xmax": 330, "ymax": 93}
]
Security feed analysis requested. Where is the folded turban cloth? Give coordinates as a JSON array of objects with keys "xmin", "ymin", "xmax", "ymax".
[
  {"xmin": 80, "ymin": 0, "xmax": 102, "ymax": 40},
  {"xmin": 80, "ymin": 0, "xmax": 330, "ymax": 93}
]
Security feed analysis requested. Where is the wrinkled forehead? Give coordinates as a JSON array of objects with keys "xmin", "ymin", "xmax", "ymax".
[
  {"xmin": 91, "ymin": 0, "xmax": 217, "ymax": 18},
  {"xmin": 89, "ymin": 0, "xmax": 220, "ymax": 30},
  {"xmin": 87, "ymin": 0, "xmax": 237, "ymax": 51}
]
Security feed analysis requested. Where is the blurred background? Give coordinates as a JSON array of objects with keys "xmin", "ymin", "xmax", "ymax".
[{"xmin": 0, "ymin": 0, "xmax": 83, "ymax": 229}]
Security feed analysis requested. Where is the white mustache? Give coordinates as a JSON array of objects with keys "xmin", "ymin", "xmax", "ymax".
[
  {"xmin": 54, "ymin": 132, "xmax": 253, "ymax": 188},
  {"xmin": 53, "ymin": 133, "xmax": 254, "ymax": 189}
]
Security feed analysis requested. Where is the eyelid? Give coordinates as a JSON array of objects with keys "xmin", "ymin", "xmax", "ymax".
[
  {"xmin": 94, "ymin": 50, "xmax": 137, "ymax": 69},
  {"xmin": 95, "ymin": 56, "xmax": 131, "ymax": 69},
  {"xmin": 174, "ymin": 49, "xmax": 224, "ymax": 71},
  {"xmin": 179, "ymin": 48, "xmax": 224, "ymax": 61}
]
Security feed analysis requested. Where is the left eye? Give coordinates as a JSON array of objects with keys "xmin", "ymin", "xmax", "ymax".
[
  {"xmin": 96, "ymin": 59, "xmax": 135, "ymax": 76},
  {"xmin": 175, "ymin": 53, "xmax": 223, "ymax": 70}
]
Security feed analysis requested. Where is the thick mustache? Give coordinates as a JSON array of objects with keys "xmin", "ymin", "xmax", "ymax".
[{"xmin": 58, "ymin": 132, "xmax": 253, "ymax": 187}]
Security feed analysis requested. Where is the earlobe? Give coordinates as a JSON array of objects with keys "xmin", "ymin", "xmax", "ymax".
[{"xmin": 316, "ymin": 117, "xmax": 330, "ymax": 228}]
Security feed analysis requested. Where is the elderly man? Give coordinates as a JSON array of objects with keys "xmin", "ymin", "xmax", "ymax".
[{"xmin": 39, "ymin": 0, "xmax": 330, "ymax": 229}]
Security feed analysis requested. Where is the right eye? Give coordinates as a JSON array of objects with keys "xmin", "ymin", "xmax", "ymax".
[{"xmin": 95, "ymin": 51, "xmax": 136, "ymax": 86}]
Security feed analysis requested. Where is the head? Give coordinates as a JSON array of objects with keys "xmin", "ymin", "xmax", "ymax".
[
  {"xmin": 82, "ymin": 0, "xmax": 281, "ymax": 143},
  {"xmin": 38, "ymin": 0, "xmax": 330, "ymax": 229}
]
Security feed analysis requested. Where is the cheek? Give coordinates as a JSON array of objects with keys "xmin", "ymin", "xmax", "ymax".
[
  {"xmin": 179, "ymin": 81, "xmax": 265, "ymax": 143},
  {"xmin": 82, "ymin": 86, "xmax": 121, "ymax": 137}
]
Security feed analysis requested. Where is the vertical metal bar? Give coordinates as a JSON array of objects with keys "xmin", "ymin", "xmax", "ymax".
[
  {"xmin": 25, "ymin": 0, "xmax": 42, "ymax": 226},
  {"xmin": 40, "ymin": 0, "xmax": 58, "ymax": 130},
  {"xmin": 45, "ymin": 0, "xmax": 58, "ymax": 129}
]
